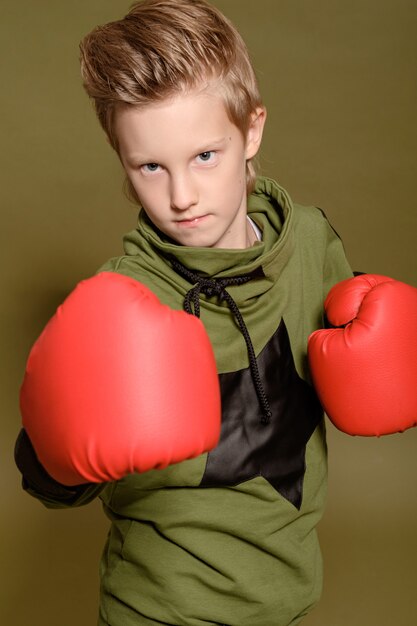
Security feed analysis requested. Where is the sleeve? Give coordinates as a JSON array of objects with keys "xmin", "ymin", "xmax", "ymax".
[{"xmin": 14, "ymin": 429, "xmax": 104, "ymax": 509}]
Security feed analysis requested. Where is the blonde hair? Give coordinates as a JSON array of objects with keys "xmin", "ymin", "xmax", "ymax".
[{"xmin": 80, "ymin": 0, "xmax": 263, "ymax": 200}]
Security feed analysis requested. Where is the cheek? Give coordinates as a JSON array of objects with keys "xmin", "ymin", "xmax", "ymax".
[
  {"xmin": 130, "ymin": 179, "xmax": 163, "ymax": 213},
  {"xmin": 225, "ymin": 155, "xmax": 248, "ymax": 196},
  {"xmin": 227, "ymin": 149, "xmax": 248, "ymax": 187},
  {"xmin": 217, "ymin": 151, "xmax": 246, "ymax": 188}
]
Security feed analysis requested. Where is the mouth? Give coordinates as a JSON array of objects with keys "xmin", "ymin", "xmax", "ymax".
[{"xmin": 175, "ymin": 214, "xmax": 210, "ymax": 228}]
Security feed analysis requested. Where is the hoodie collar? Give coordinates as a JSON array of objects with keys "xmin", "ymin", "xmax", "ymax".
[{"xmin": 123, "ymin": 177, "xmax": 295, "ymax": 284}]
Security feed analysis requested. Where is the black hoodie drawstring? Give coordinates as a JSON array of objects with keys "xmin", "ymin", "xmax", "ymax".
[{"xmin": 170, "ymin": 258, "xmax": 272, "ymax": 425}]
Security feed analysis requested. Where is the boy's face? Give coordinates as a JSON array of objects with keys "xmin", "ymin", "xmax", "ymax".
[{"xmin": 115, "ymin": 88, "xmax": 265, "ymax": 249}]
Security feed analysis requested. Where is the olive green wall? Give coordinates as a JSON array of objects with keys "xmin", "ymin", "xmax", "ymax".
[{"xmin": 2, "ymin": 1, "xmax": 416, "ymax": 624}]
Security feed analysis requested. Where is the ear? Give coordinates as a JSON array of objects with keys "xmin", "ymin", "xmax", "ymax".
[{"xmin": 245, "ymin": 107, "xmax": 267, "ymax": 160}]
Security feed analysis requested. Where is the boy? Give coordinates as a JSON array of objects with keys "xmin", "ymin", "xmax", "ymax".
[{"xmin": 16, "ymin": 0, "xmax": 389, "ymax": 624}]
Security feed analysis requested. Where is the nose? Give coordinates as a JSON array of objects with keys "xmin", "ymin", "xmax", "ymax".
[{"xmin": 170, "ymin": 171, "xmax": 198, "ymax": 211}]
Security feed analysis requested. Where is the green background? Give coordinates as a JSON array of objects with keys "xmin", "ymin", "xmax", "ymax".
[{"xmin": 2, "ymin": 1, "xmax": 416, "ymax": 624}]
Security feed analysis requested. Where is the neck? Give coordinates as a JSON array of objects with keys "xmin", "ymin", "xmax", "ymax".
[{"xmin": 245, "ymin": 216, "xmax": 258, "ymax": 247}]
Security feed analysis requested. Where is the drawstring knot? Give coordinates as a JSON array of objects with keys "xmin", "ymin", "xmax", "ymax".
[{"xmin": 170, "ymin": 258, "xmax": 272, "ymax": 425}]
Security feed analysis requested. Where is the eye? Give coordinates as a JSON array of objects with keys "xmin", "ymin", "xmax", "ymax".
[
  {"xmin": 141, "ymin": 163, "xmax": 160, "ymax": 173},
  {"xmin": 196, "ymin": 151, "xmax": 214, "ymax": 163}
]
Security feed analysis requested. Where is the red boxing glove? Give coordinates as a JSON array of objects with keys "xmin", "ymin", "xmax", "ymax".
[
  {"xmin": 20, "ymin": 272, "xmax": 221, "ymax": 485},
  {"xmin": 308, "ymin": 274, "xmax": 417, "ymax": 436}
]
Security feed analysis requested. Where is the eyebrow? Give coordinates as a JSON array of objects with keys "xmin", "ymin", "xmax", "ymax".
[{"xmin": 194, "ymin": 137, "xmax": 228, "ymax": 152}]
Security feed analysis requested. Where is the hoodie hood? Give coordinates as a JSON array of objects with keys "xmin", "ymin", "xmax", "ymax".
[
  {"xmin": 100, "ymin": 175, "xmax": 351, "ymax": 376},
  {"xmin": 122, "ymin": 177, "xmax": 295, "ymax": 296}
]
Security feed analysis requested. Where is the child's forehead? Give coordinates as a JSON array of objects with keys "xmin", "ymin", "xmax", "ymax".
[
  {"xmin": 114, "ymin": 90, "xmax": 242, "ymax": 161},
  {"xmin": 116, "ymin": 88, "xmax": 233, "ymax": 135}
]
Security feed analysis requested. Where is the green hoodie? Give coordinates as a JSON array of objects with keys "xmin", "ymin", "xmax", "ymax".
[{"xmin": 21, "ymin": 177, "xmax": 352, "ymax": 626}]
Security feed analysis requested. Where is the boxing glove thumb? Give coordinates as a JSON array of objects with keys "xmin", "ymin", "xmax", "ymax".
[
  {"xmin": 20, "ymin": 272, "xmax": 221, "ymax": 485},
  {"xmin": 308, "ymin": 274, "xmax": 417, "ymax": 436}
]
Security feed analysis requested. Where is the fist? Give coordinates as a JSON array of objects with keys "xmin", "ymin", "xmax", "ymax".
[
  {"xmin": 308, "ymin": 274, "xmax": 417, "ymax": 436},
  {"xmin": 20, "ymin": 272, "xmax": 221, "ymax": 484}
]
